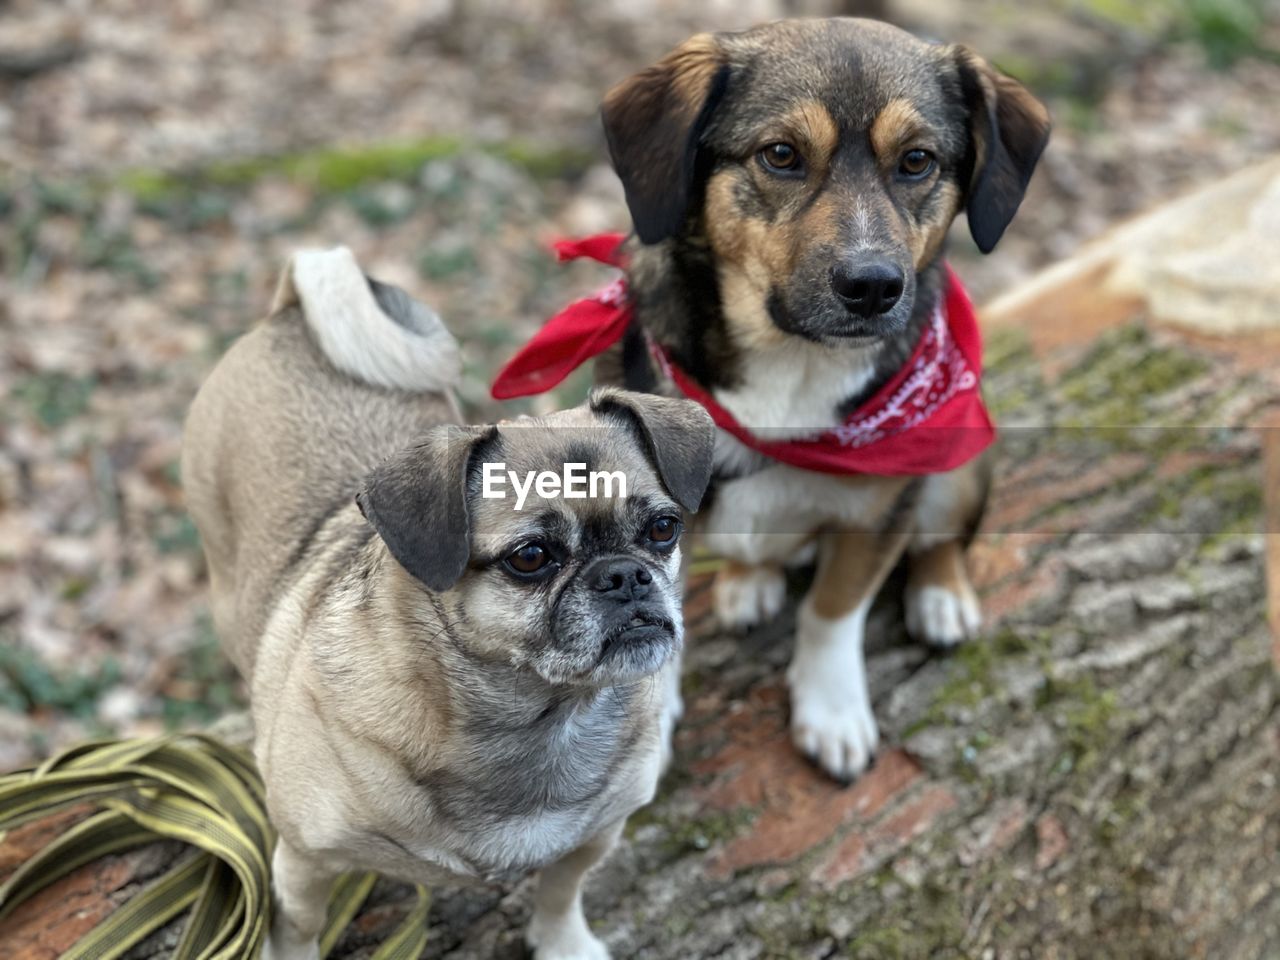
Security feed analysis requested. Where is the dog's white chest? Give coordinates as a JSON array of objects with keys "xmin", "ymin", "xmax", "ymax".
[{"xmin": 711, "ymin": 341, "xmax": 879, "ymax": 439}]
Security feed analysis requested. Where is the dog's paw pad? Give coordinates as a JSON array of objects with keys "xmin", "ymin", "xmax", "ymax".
[
  {"xmin": 713, "ymin": 565, "xmax": 786, "ymax": 629},
  {"xmin": 905, "ymin": 584, "xmax": 981, "ymax": 649}
]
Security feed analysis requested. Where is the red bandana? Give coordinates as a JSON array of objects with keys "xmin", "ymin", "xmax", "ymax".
[{"xmin": 491, "ymin": 233, "xmax": 995, "ymax": 476}]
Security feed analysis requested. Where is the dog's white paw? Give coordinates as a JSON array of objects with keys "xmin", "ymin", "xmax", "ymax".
[
  {"xmin": 261, "ymin": 930, "xmax": 319, "ymax": 960},
  {"xmin": 787, "ymin": 600, "xmax": 879, "ymax": 782},
  {"xmin": 713, "ymin": 564, "xmax": 786, "ymax": 629},
  {"xmin": 905, "ymin": 583, "xmax": 981, "ymax": 649},
  {"xmin": 527, "ymin": 912, "xmax": 610, "ymax": 960}
]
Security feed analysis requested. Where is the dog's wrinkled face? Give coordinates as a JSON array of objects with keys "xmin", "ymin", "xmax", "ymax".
[
  {"xmin": 602, "ymin": 18, "xmax": 1051, "ymax": 347},
  {"xmin": 357, "ymin": 389, "xmax": 715, "ymax": 687},
  {"xmin": 460, "ymin": 429, "xmax": 683, "ymax": 686}
]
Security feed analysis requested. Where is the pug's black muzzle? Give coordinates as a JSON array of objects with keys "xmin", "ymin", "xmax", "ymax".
[{"xmin": 582, "ymin": 555, "xmax": 676, "ymax": 665}]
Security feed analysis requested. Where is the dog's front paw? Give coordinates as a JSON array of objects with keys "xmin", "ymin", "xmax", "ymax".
[
  {"xmin": 713, "ymin": 563, "xmax": 786, "ymax": 629},
  {"xmin": 790, "ymin": 682, "xmax": 880, "ymax": 783},
  {"xmin": 527, "ymin": 913, "xmax": 610, "ymax": 960},
  {"xmin": 905, "ymin": 583, "xmax": 981, "ymax": 649},
  {"xmin": 787, "ymin": 601, "xmax": 879, "ymax": 782}
]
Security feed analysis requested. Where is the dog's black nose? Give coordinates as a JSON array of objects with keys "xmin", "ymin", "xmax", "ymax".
[
  {"xmin": 588, "ymin": 557, "xmax": 653, "ymax": 602},
  {"xmin": 830, "ymin": 262, "xmax": 905, "ymax": 318}
]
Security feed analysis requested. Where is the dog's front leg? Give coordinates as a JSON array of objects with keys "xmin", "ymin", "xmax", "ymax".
[
  {"xmin": 526, "ymin": 820, "xmax": 625, "ymax": 960},
  {"xmin": 789, "ymin": 528, "xmax": 912, "ymax": 782},
  {"xmin": 263, "ymin": 840, "xmax": 337, "ymax": 960}
]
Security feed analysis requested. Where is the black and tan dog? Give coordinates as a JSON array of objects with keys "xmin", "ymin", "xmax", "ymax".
[{"xmin": 595, "ymin": 18, "xmax": 1050, "ymax": 781}]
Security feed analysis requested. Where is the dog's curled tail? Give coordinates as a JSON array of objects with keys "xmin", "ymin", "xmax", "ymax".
[{"xmin": 272, "ymin": 246, "xmax": 461, "ymax": 393}]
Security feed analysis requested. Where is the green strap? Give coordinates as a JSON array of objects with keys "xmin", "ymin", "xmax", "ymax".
[
  {"xmin": 370, "ymin": 885, "xmax": 432, "ymax": 960},
  {"xmin": 320, "ymin": 872, "xmax": 379, "ymax": 957},
  {"xmin": 0, "ymin": 771, "xmax": 156, "ymax": 828},
  {"xmin": 173, "ymin": 857, "xmax": 237, "ymax": 960},
  {"xmin": 0, "ymin": 809, "xmax": 153, "ymax": 922},
  {"xmin": 62, "ymin": 852, "xmax": 210, "ymax": 960},
  {"xmin": 0, "ymin": 735, "xmax": 431, "ymax": 959},
  {"xmin": 101, "ymin": 789, "xmax": 270, "ymax": 956}
]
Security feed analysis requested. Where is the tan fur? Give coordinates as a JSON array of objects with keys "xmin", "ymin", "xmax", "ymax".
[
  {"xmin": 772, "ymin": 100, "xmax": 840, "ymax": 174},
  {"xmin": 705, "ymin": 170, "xmax": 853, "ymax": 355},
  {"xmin": 869, "ymin": 98, "xmax": 927, "ymax": 165},
  {"xmin": 601, "ymin": 33, "xmax": 723, "ymax": 134},
  {"xmin": 182, "ymin": 308, "xmax": 460, "ymax": 678},
  {"xmin": 183, "ymin": 254, "xmax": 714, "ymax": 960},
  {"xmin": 911, "ymin": 181, "xmax": 962, "ymax": 269},
  {"xmin": 805, "ymin": 474, "xmax": 912, "ymax": 619},
  {"xmin": 906, "ymin": 540, "xmax": 970, "ymax": 603},
  {"xmin": 666, "ymin": 34, "xmax": 724, "ymax": 105},
  {"xmin": 704, "ymin": 170, "xmax": 796, "ymax": 352},
  {"xmin": 809, "ymin": 526, "xmax": 914, "ymax": 620}
]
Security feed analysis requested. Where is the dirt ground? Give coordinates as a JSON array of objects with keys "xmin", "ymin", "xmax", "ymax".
[{"xmin": 1, "ymin": 1, "xmax": 1279, "ymax": 957}]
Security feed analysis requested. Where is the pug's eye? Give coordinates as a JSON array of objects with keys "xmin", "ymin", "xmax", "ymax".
[
  {"xmin": 898, "ymin": 149, "xmax": 935, "ymax": 179},
  {"xmin": 504, "ymin": 543, "xmax": 553, "ymax": 577},
  {"xmin": 759, "ymin": 142, "xmax": 803, "ymax": 175},
  {"xmin": 646, "ymin": 516, "xmax": 682, "ymax": 548}
]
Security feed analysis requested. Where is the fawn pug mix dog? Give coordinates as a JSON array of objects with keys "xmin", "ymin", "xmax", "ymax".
[
  {"xmin": 182, "ymin": 248, "xmax": 714, "ymax": 960},
  {"xmin": 595, "ymin": 19, "xmax": 1050, "ymax": 781}
]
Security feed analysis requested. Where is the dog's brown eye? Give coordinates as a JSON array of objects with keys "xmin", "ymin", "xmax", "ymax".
[
  {"xmin": 898, "ymin": 149, "xmax": 935, "ymax": 178},
  {"xmin": 647, "ymin": 516, "xmax": 681, "ymax": 545},
  {"xmin": 759, "ymin": 142, "xmax": 802, "ymax": 173},
  {"xmin": 506, "ymin": 543, "xmax": 550, "ymax": 574}
]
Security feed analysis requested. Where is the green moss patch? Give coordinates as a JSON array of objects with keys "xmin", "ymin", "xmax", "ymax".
[{"xmin": 113, "ymin": 136, "xmax": 592, "ymax": 207}]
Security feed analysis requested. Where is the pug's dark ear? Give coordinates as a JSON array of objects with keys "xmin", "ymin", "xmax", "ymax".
[
  {"xmin": 601, "ymin": 34, "xmax": 730, "ymax": 245},
  {"xmin": 590, "ymin": 387, "xmax": 716, "ymax": 513},
  {"xmin": 954, "ymin": 47, "xmax": 1051, "ymax": 254},
  {"xmin": 356, "ymin": 424, "xmax": 497, "ymax": 591}
]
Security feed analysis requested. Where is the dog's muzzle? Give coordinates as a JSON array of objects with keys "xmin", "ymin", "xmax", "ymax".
[{"xmin": 582, "ymin": 555, "xmax": 676, "ymax": 665}]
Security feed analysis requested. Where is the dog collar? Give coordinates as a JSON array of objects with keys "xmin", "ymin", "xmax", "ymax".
[{"xmin": 490, "ymin": 233, "xmax": 995, "ymax": 476}]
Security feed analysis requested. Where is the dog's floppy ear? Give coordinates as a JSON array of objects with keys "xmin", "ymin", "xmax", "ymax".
[
  {"xmin": 601, "ymin": 34, "xmax": 730, "ymax": 245},
  {"xmin": 357, "ymin": 424, "xmax": 497, "ymax": 591},
  {"xmin": 953, "ymin": 47, "xmax": 1051, "ymax": 254},
  {"xmin": 590, "ymin": 387, "xmax": 716, "ymax": 512}
]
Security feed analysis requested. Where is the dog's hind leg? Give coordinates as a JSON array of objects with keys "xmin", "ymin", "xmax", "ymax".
[
  {"xmin": 905, "ymin": 539, "xmax": 982, "ymax": 648},
  {"xmin": 706, "ymin": 531, "xmax": 815, "ymax": 631},
  {"xmin": 904, "ymin": 453, "xmax": 992, "ymax": 648},
  {"xmin": 712, "ymin": 559, "xmax": 788, "ymax": 629},
  {"xmin": 527, "ymin": 820, "xmax": 625, "ymax": 960},
  {"xmin": 263, "ymin": 840, "xmax": 337, "ymax": 960}
]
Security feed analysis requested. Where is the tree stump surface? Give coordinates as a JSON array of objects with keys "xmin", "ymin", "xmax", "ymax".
[{"xmin": 3, "ymin": 314, "xmax": 1279, "ymax": 960}]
